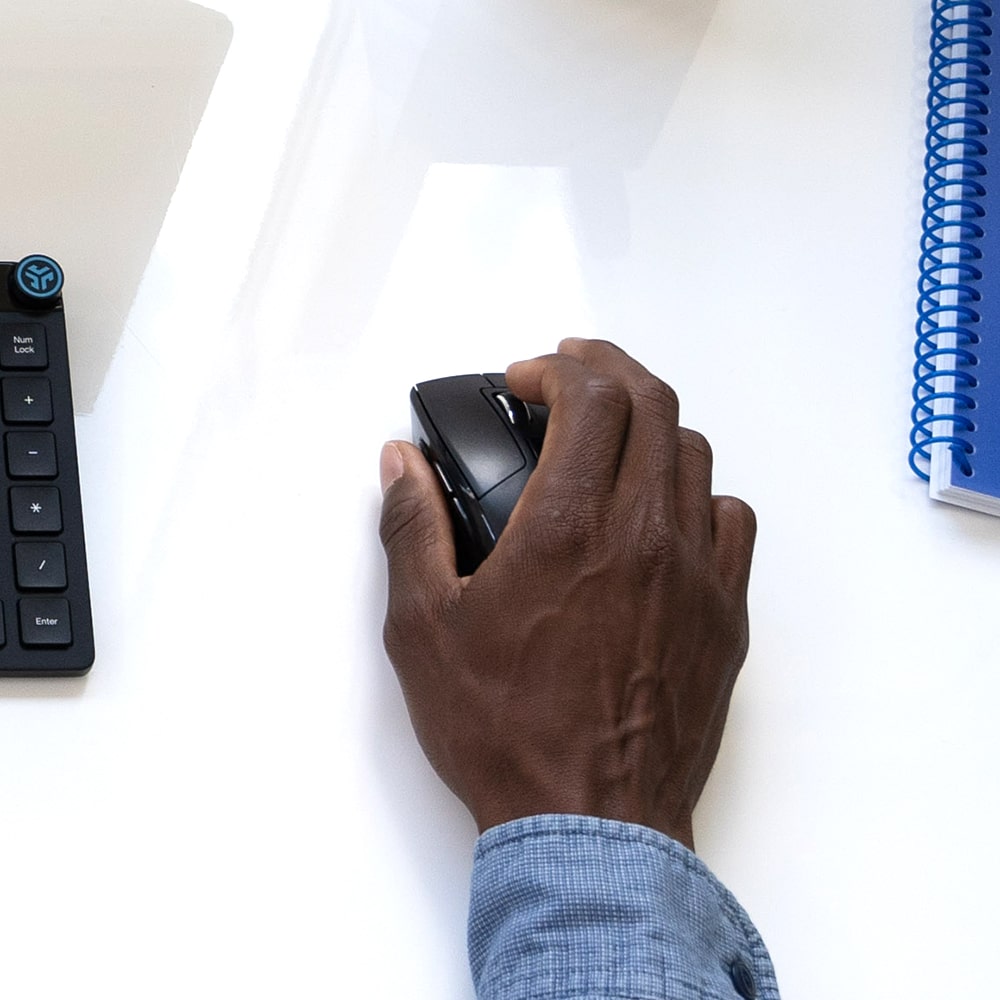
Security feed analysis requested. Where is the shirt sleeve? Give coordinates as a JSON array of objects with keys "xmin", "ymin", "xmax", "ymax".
[{"xmin": 468, "ymin": 814, "xmax": 780, "ymax": 1000}]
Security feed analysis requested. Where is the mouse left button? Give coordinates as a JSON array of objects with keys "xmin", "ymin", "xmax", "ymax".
[{"xmin": 414, "ymin": 376, "xmax": 525, "ymax": 498}]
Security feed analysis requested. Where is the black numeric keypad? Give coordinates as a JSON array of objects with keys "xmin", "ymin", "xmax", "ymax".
[{"xmin": 0, "ymin": 256, "xmax": 93, "ymax": 675}]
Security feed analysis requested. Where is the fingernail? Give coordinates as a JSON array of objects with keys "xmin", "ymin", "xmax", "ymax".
[{"xmin": 380, "ymin": 442, "xmax": 405, "ymax": 494}]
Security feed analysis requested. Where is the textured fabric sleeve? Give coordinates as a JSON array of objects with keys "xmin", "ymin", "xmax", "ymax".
[{"xmin": 468, "ymin": 814, "xmax": 779, "ymax": 1000}]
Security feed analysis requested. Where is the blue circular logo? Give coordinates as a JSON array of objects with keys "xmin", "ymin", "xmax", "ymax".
[{"xmin": 14, "ymin": 255, "xmax": 64, "ymax": 302}]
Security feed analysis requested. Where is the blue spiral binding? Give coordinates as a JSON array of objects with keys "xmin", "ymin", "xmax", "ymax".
[{"xmin": 910, "ymin": 1, "xmax": 993, "ymax": 480}]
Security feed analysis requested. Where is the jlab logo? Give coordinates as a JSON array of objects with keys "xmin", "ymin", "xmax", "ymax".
[
  {"xmin": 21, "ymin": 262, "xmax": 58, "ymax": 294},
  {"xmin": 13, "ymin": 255, "xmax": 64, "ymax": 304}
]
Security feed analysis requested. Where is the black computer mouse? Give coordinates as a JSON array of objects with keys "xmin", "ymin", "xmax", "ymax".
[{"xmin": 410, "ymin": 373, "xmax": 548, "ymax": 575}]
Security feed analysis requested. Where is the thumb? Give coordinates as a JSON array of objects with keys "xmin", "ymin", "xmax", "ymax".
[{"xmin": 379, "ymin": 441, "xmax": 458, "ymax": 595}]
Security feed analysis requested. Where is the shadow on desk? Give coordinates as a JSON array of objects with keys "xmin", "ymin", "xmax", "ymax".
[
  {"xmin": 235, "ymin": 0, "xmax": 717, "ymax": 353},
  {"xmin": 0, "ymin": 0, "xmax": 232, "ymax": 412}
]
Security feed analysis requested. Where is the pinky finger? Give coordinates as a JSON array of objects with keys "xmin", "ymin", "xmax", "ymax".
[{"xmin": 711, "ymin": 495, "xmax": 757, "ymax": 593}]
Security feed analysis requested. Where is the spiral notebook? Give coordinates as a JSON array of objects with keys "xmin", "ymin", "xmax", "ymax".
[{"xmin": 910, "ymin": 0, "xmax": 1000, "ymax": 515}]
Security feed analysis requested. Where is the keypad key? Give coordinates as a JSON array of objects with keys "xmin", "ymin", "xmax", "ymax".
[
  {"xmin": 2, "ymin": 377, "xmax": 53, "ymax": 423},
  {"xmin": 15, "ymin": 542, "xmax": 67, "ymax": 590},
  {"xmin": 6, "ymin": 432, "xmax": 58, "ymax": 478},
  {"xmin": 19, "ymin": 598, "xmax": 72, "ymax": 647},
  {"xmin": 0, "ymin": 323, "xmax": 48, "ymax": 369},
  {"xmin": 10, "ymin": 487, "xmax": 62, "ymax": 533}
]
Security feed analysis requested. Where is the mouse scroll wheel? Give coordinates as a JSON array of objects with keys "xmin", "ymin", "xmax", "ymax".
[{"xmin": 495, "ymin": 391, "xmax": 530, "ymax": 426}]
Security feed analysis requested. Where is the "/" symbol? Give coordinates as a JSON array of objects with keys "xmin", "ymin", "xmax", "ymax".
[{"xmin": 23, "ymin": 264, "xmax": 57, "ymax": 294}]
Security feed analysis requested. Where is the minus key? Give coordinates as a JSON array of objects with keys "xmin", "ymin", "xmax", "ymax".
[{"xmin": 5, "ymin": 432, "xmax": 57, "ymax": 478}]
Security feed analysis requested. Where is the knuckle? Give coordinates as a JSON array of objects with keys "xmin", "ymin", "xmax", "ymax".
[
  {"xmin": 564, "ymin": 337, "xmax": 617, "ymax": 361},
  {"xmin": 633, "ymin": 375, "xmax": 679, "ymax": 419},
  {"xmin": 716, "ymin": 495, "xmax": 757, "ymax": 541},
  {"xmin": 625, "ymin": 508, "xmax": 681, "ymax": 582},
  {"xmin": 679, "ymin": 427, "xmax": 713, "ymax": 467},
  {"xmin": 582, "ymin": 374, "xmax": 632, "ymax": 417},
  {"xmin": 739, "ymin": 497, "xmax": 758, "ymax": 533},
  {"xmin": 642, "ymin": 531, "xmax": 680, "ymax": 583},
  {"xmin": 530, "ymin": 499, "xmax": 605, "ymax": 558}
]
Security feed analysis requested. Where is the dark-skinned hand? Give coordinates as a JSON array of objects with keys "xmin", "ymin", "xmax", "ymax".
[{"xmin": 378, "ymin": 338, "xmax": 755, "ymax": 851}]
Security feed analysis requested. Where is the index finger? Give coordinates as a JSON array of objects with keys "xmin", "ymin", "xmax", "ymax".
[{"xmin": 505, "ymin": 348, "xmax": 632, "ymax": 508}]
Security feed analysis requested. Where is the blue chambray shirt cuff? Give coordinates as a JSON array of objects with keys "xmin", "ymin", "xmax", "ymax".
[{"xmin": 468, "ymin": 814, "xmax": 779, "ymax": 1000}]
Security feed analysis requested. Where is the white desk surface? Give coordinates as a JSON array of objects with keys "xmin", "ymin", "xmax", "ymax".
[{"xmin": 1, "ymin": 0, "xmax": 997, "ymax": 996}]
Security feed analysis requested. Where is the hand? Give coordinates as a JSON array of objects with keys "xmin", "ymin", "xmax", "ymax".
[{"xmin": 378, "ymin": 339, "xmax": 756, "ymax": 850}]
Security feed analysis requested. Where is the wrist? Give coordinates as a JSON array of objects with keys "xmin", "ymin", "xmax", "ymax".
[{"xmin": 472, "ymin": 794, "xmax": 695, "ymax": 852}]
